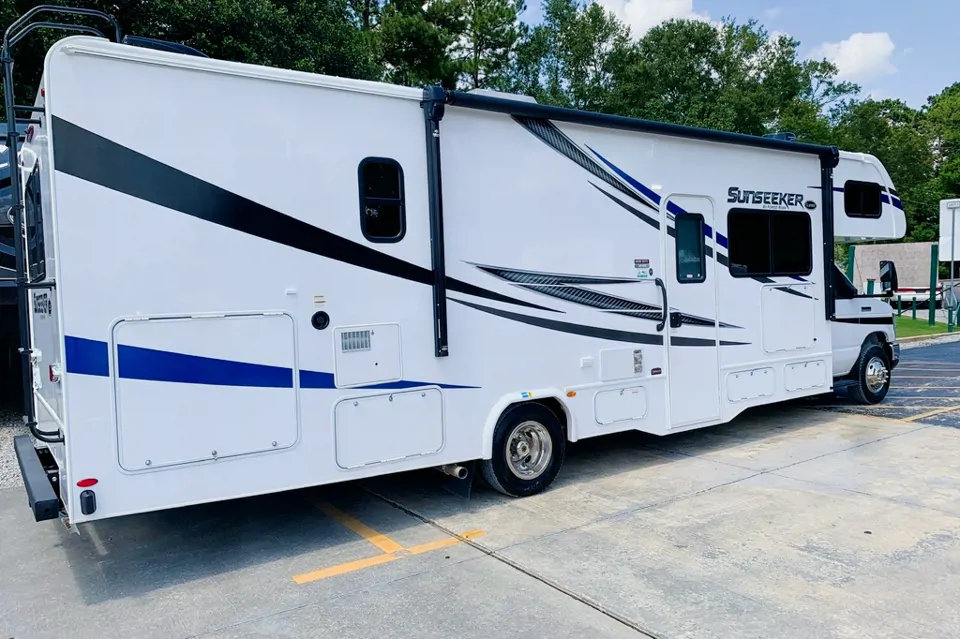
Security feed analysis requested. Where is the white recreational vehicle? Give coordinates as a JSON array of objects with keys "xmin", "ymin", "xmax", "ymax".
[{"xmin": 6, "ymin": 8, "xmax": 906, "ymax": 526}]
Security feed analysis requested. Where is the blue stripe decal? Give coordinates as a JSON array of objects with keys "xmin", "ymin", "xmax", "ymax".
[
  {"xmin": 716, "ymin": 233, "xmax": 728, "ymax": 248},
  {"xmin": 587, "ymin": 146, "xmax": 725, "ymax": 242},
  {"xmin": 64, "ymin": 336, "xmax": 477, "ymax": 390},
  {"xmin": 587, "ymin": 146, "xmax": 662, "ymax": 207},
  {"xmin": 65, "ymin": 336, "xmax": 109, "ymax": 377}
]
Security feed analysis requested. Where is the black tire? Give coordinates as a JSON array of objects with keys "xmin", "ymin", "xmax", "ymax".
[
  {"xmin": 481, "ymin": 402, "xmax": 565, "ymax": 497},
  {"xmin": 849, "ymin": 344, "xmax": 891, "ymax": 405}
]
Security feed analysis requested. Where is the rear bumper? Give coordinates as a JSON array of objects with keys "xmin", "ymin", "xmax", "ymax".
[{"xmin": 13, "ymin": 435, "xmax": 60, "ymax": 522}]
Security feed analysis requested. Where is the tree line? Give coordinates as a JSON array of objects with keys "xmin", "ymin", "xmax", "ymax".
[{"xmin": 2, "ymin": 0, "xmax": 958, "ymax": 244}]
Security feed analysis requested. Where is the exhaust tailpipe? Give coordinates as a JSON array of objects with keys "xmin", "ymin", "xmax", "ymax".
[{"xmin": 436, "ymin": 464, "xmax": 468, "ymax": 480}]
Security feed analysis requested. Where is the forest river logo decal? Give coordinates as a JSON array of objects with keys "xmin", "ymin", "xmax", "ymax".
[
  {"xmin": 727, "ymin": 187, "xmax": 817, "ymax": 211},
  {"xmin": 33, "ymin": 292, "xmax": 51, "ymax": 318}
]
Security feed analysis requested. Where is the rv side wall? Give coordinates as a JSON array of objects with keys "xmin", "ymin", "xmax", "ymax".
[{"xmin": 43, "ymin": 36, "xmax": 832, "ymax": 523}]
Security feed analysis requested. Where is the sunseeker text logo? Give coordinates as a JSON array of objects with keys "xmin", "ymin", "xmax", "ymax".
[{"xmin": 727, "ymin": 187, "xmax": 816, "ymax": 211}]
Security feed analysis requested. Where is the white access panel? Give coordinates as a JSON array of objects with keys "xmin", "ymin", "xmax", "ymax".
[
  {"xmin": 333, "ymin": 323, "xmax": 402, "ymax": 388},
  {"xmin": 334, "ymin": 388, "xmax": 444, "ymax": 469},
  {"xmin": 726, "ymin": 367, "xmax": 776, "ymax": 402},
  {"xmin": 112, "ymin": 313, "xmax": 299, "ymax": 471},
  {"xmin": 761, "ymin": 285, "xmax": 816, "ymax": 353},
  {"xmin": 598, "ymin": 347, "xmax": 645, "ymax": 382},
  {"xmin": 784, "ymin": 360, "xmax": 826, "ymax": 392},
  {"xmin": 594, "ymin": 386, "xmax": 648, "ymax": 425}
]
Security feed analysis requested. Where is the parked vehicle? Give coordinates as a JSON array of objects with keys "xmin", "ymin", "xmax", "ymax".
[{"xmin": 5, "ymin": 7, "xmax": 905, "ymax": 526}]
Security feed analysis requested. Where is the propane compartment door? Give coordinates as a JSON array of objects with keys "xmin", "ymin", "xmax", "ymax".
[{"xmin": 112, "ymin": 312, "xmax": 300, "ymax": 471}]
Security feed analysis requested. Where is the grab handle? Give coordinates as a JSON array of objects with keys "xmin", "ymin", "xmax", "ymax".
[{"xmin": 655, "ymin": 277, "xmax": 667, "ymax": 332}]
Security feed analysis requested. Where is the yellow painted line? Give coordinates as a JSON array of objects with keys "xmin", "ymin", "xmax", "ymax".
[
  {"xmin": 293, "ymin": 552, "xmax": 398, "ymax": 584},
  {"xmin": 902, "ymin": 405, "xmax": 960, "ymax": 422},
  {"xmin": 407, "ymin": 530, "xmax": 485, "ymax": 555},
  {"xmin": 292, "ymin": 529, "xmax": 485, "ymax": 585},
  {"xmin": 315, "ymin": 502, "xmax": 405, "ymax": 554}
]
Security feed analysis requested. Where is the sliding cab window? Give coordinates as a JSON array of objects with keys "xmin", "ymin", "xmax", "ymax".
[
  {"xmin": 727, "ymin": 209, "xmax": 812, "ymax": 277},
  {"xmin": 24, "ymin": 164, "xmax": 46, "ymax": 282},
  {"xmin": 358, "ymin": 158, "xmax": 405, "ymax": 243},
  {"xmin": 675, "ymin": 213, "xmax": 705, "ymax": 283},
  {"xmin": 844, "ymin": 180, "xmax": 882, "ymax": 218}
]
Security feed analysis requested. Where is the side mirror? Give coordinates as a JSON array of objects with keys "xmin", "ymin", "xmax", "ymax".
[{"xmin": 879, "ymin": 260, "xmax": 898, "ymax": 295}]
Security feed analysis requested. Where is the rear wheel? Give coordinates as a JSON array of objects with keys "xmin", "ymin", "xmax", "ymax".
[
  {"xmin": 481, "ymin": 403, "xmax": 565, "ymax": 497},
  {"xmin": 850, "ymin": 344, "xmax": 891, "ymax": 405}
]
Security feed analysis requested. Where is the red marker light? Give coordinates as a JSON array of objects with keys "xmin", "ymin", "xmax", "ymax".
[{"xmin": 77, "ymin": 478, "xmax": 98, "ymax": 488}]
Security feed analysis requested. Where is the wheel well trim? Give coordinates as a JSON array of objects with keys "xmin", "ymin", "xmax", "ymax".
[{"xmin": 480, "ymin": 391, "xmax": 572, "ymax": 459}]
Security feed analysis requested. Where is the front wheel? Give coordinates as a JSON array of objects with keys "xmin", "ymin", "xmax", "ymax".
[
  {"xmin": 481, "ymin": 403, "xmax": 565, "ymax": 497},
  {"xmin": 850, "ymin": 344, "xmax": 891, "ymax": 405}
]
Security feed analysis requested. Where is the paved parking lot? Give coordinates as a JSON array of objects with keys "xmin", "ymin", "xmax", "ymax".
[
  {"xmin": 3, "ymin": 341, "xmax": 960, "ymax": 639},
  {"xmin": 822, "ymin": 337, "xmax": 960, "ymax": 427}
]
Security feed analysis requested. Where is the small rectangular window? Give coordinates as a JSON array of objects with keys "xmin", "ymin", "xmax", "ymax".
[
  {"xmin": 844, "ymin": 180, "xmax": 882, "ymax": 218},
  {"xmin": 358, "ymin": 158, "xmax": 405, "ymax": 242},
  {"xmin": 675, "ymin": 213, "xmax": 705, "ymax": 283},
  {"xmin": 24, "ymin": 164, "xmax": 46, "ymax": 282},
  {"xmin": 727, "ymin": 209, "xmax": 811, "ymax": 277}
]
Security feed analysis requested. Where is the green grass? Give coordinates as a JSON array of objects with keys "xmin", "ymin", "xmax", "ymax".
[{"xmin": 895, "ymin": 315, "xmax": 949, "ymax": 338}]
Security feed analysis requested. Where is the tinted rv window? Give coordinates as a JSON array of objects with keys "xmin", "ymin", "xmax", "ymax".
[
  {"xmin": 844, "ymin": 180, "xmax": 882, "ymax": 218},
  {"xmin": 727, "ymin": 209, "xmax": 811, "ymax": 277},
  {"xmin": 358, "ymin": 158, "xmax": 405, "ymax": 242},
  {"xmin": 675, "ymin": 213, "xmax": 705, "ymax": 283},
  {"xmin": 727, "ymin": 210, "xmax": 771, "ymax": 276},
  {"xmin": 24, "ymin": 164, "xmax": 45, "ymax": 282}
]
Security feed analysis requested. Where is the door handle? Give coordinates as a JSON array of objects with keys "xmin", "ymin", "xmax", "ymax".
[
  {"xmin": 669, "ymin": 311, "xmax": 683, "ymax": 329},
  {"xmin": 655, "ymin": 277, "xmax": 667, "ymax": 332}
]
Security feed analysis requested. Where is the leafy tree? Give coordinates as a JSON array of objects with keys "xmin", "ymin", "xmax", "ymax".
[
  {"xmin": 378, "ymin": 0, "xmax": 464, "ymax": 87},
  {"xmin": 454, "ymin": 0, "xmax": 525, "ymax": 89},
  {"xmin": 1, "ymin": 0, "xmax": 377, "ymax": 111},
  {"xmin": 509, "ymin": 0, "xmax": 633, "ymax": 110}
]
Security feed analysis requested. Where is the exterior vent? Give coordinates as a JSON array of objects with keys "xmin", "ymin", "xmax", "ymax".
[{"xmin": 341, "ymin": 330, "xmax": 372, "ymax": 352}]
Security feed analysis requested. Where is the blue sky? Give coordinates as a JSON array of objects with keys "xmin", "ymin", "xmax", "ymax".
[{"xmin": 520, "ymin": 0, "xmax": 958, "ymax": 108}]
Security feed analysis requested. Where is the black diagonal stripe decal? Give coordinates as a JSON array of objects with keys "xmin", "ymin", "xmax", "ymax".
[
  {"xmin": 51, "ymin": 117, "xmax": 556, "ymax": 313},
  {"xmin": 474, "ymin": 264, "xmax": 639, "ymax": 286},
  {"xmin": 514, "ymin": 117, "xmax": 657, "ymax": 212},
  {"xmin": 452, "ymin": 298, "xmax": 748, "ymax": 347},
  {"xmin": 475, "ymin": 264, "xmax": 743, "ymax": 329},
  {"xmin": 453, "ymin": 298, "xmax": 664, "ymax": 344},
  {"xmin": 774, "ymin": 286, "xmax": 815, "ymax": 300}
]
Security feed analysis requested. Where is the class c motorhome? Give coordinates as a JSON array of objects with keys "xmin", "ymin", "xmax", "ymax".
[{"xmin": 5, "ymin": 7, "xmax": 905, "ymax": 526}]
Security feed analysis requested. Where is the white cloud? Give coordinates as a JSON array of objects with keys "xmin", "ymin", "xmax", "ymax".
[
  {"xmin": 810, "ymin": 32, "xmax": 897, "ymax": 82},
  {"xmin": 595, "ymin": 0, "xmax": 711, "ymax": 38},
  {"xmin": 903, "ymin": 47, "xmax": 914, "ymax": 55},
  {"xmin": 763, "ymin": 7, "xmax": 783, "ymax": 19}
]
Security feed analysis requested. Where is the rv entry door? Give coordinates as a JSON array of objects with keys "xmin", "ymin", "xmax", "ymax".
[{"xmin": 663, "ymin": 195, "xmax": 721, "ymax": 429}]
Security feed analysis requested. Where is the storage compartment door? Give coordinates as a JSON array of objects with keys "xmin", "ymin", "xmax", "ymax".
[
  {"xmin": 334, "ymin": 388, "xmax": 444, "ymax": 469},
  {"xmin": 112, "ymin": 313, "xmax": 299, "ymax": 471}
]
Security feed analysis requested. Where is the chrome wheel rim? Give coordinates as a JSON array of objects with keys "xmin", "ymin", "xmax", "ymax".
[
  {"xmin": 865, "ymin": 356, "xmax": 889, "ymax": 393},
  {"xmin": 506, "ymin": 420, "xmax": 552, "ymax": 480}
]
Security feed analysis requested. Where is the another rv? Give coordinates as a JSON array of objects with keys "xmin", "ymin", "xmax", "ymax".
[{"xmin": 6, "ymin": 10, "xmax": 905, "ymax": 526}]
